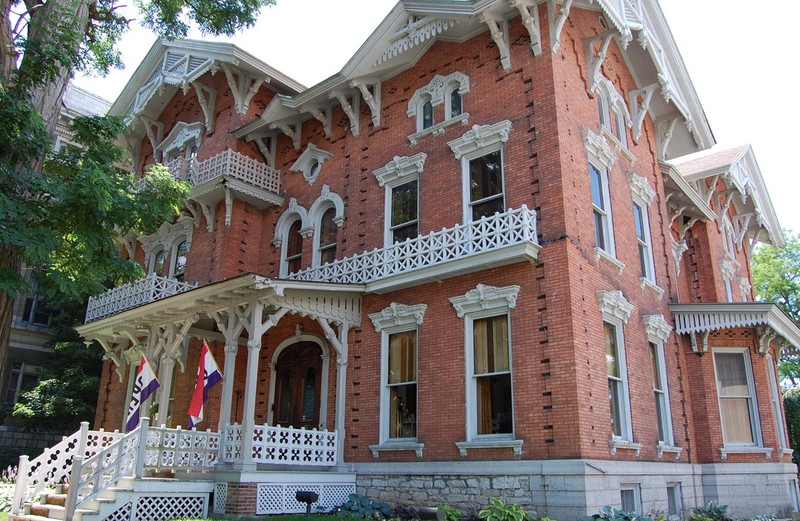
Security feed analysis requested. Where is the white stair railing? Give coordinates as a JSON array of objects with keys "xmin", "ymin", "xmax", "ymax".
[
  {"xmin": 221, "ymin": 423, "xmax": 338, "ymax": 466},
  {"xmin": 11, "ymin": 422, "xmax": 124, "ymax": 515}
]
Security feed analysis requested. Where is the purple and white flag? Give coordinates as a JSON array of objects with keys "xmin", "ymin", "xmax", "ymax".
[{"xmin": 125, "ymin": 355, "xmax": 160, "ymax": 432}]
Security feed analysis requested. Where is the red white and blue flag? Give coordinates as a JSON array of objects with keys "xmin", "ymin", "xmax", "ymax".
[
  {"xmin": 188, "ymin": 340, "xmax": 223, "ymax": 429},
  {"xmin": 125, "ymin": 355, "xmax": 161, "ymax": 432}
]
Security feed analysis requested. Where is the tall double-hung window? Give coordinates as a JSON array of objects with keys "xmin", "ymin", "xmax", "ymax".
[
  {"xmin": 629, "ymin": 174, "xmax": 658, "ymax": 288},
  {"xmin": 448, "ymin": 120, "xmax": 512, "ymax": 224},
  {"xmin": 597, "ymin": 291, "xmax": 635, "ymax": 446},
  {"xmin": 369, "ymin": 303, "xmax": 427, "ymax": 457},
  {"xmin": 373, "ymin": 154, "xmax": 426, "ymax": 247},
  {"xmin": 583, "ymin": 129, "xmax": 618, "ymax": 264},
  {"xmin": 451, "ymin": 284, "xmax": 522, "ymax": 455},
  {"xmin": 713, "ymin": 348, "xmax": 761, "ymax": 446}
]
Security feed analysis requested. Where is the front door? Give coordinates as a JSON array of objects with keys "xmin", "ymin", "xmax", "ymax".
[{"xmin": 273, "ymin": 342, "xmax": 322, "ymax": 428}]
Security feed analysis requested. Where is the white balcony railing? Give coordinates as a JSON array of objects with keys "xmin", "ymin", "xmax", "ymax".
[
  {"xmin": 221, "ymin": 423, "xmax": 338, "ymax": 466},
  {"xmin": 85, "ymin": 274, "xmax": 197, "ymax": 322},
  {"xmin": 287, "ymin": 205, "xmax": 538, "ymax": 286}
]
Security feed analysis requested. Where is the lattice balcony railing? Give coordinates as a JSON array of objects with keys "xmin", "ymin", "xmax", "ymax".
[
  {"xmin": 221, "ymin": 424, "xmax": 338, "ymax": 467},
  {"xmin": 287, "ymin": 205, "xmax": 538, "ymax": 285},
  {"xmin": 144, "ymin": 425, "xmax": 220, "ymax": 470},
  {"xmin": 85, "ymin": 274, "xmax": 197, "ymax": 322}
]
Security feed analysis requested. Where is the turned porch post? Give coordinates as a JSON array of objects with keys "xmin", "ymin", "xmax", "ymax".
[
  {"xmin": 239, "ymin": 300, "xmax": 264, "ymax": 470},
  {"xmin": 155, "ymin": 355, "xmax": 176, "ymax": 426}
]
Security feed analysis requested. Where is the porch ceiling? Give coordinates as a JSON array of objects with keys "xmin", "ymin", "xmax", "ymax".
[{"xmin": 76, "ymin": 273, "xmax": 365, "ymax": 342}]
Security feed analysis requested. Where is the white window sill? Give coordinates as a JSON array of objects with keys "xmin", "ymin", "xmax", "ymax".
[
  {"xmin": 718, "ymin": 445, "xmax": 773, "ymax": 460},
  {"xmin": 594, "ymin": 247, "xmax": 625, "ymax": 274},
  {"xmin": 369, "ymin": 442, "xmax": 424, "ymax": 458},
  {"xmin": 408, "ymin": 113, "xmax": 470, "ymax": 145},
  {"xmin": 456, "ymin": 439, "xmax": 523, "ymax": 456},
  {"xmin": 600, "ymin": 126, "xmax": 635, "ymax": 164},
  {"xmin": 657, "ymin": 442, "xmax": 682, "ymax": 460},
  {"xmin": 610, "ymin": 438, "xmax": 642, "ymax": 456},
  {"xmin": 640, "ymin": 277, "xmax": 665, "ymax": 299},
  {"xmin": 781, "ymin": 448, "xmax": 794, "ymax": 457}
]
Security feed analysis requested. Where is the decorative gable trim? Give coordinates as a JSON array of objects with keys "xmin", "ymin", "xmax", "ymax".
[
  {"xmin": 291, "ymin": 143, "xmax": 334, "ymax": 185},
  {"xmin": 373, "ymin": 153, "xmax": 427, "ymax": 187},
  {"xmin": 450, "ymin": 284, "xmax": 520, "ymax": 318},
  {"xmin": 596, "ymin": 290, "xmax": 634, "ymax": 323},
  {"xmin": 643, "ymin": 314, "xmax": 672, "ymax": 343},
  {"xmin": 376, "ymin": 16, "xmax": 458, "ymax": 66},
  {"xmin": 448, "ymin": 120, "xmax": 512, "ymax": 160},
  {"xmin": 369, "ymin": 303, "xmax": 427, "ymax": 332},
  {"xmin": 627, "ymin": 173, "xmax": 656, "ymax": 205}
]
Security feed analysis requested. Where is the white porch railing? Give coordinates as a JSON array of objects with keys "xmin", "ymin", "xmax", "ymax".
[
  {"xmin": 168, "ymin": 149, "xmax": 280, "ymax": 194},
  {"xmin": 11, "ymin": 422, "xmax": 125, "ymax": 514},
  {"xmin": 85, "ymin": 274, "xmax": 197, "ymax": 322},
  {"xmin": 221, "ymin": 424, "xmax": 338, "ymax": 466},
  {"xmin": 287, "ymin": 205, "xmax": 538, "ymax": 285}
]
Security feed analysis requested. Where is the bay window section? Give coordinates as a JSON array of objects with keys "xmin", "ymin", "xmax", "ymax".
[{"xmin": 714, "ymin": 349, "xmax": 760, "ymax": 445}]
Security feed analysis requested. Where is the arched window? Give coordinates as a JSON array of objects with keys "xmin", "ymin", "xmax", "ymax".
[
  {"xmin": 422, "ymin": 99, "xmax": 434, "ymax": 130},
  {"xmin": 285, "ymin": 220, "xmax": 304, "ymax": 274},
  {"xmin": 317, "ymin": 207, "xmax": 337, "ymax": 265},
  {"xmin": 151, "ymin": 249, "xmax": 166, "ymax": 276},
  {"xmin": 449, "ymin": 88, "xmax": 462, "ymax": 118},
  {"xmin": 172, "ymin": 240, "xmax": 188, "ymax": 282}
]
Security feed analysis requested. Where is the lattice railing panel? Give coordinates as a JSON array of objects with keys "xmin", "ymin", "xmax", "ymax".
[
  {"xmin": 256, "ymin": 483, "xmax": 355, "ymax": 515},
  {"xmin": 85, "ymin": 274, "xmax": 197, "ymax": 322},
  {"xmin": 213, "ymin": 483, "xmax": 227, "ymax": 514},
  {"xmin": 145, "ymin": 426, "xmax": 219, "ymax": 471},
  {"xmin": 133, "ymin": 495, "xmax": 206, "ymax": 521},
  {"xmin": 288, "ymin": 206, "xmax": 538, "ymax": 285},
  {"xmin": 221, "ymin": 424, "xmax": 337, "ymax": 466},
  {"xmin": 321, "ymin": 484, "xmax": 357, "ymax": 510},
  {"xmin": 103, "ymin": 501, "xmax": 132, "ymax": 521}
]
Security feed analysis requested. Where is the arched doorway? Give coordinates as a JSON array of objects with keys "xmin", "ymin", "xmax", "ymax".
[{"xmin": 273, "ymin": 342, "xmax": 322, "ymax": 428}]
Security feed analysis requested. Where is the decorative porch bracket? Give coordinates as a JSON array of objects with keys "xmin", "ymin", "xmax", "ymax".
[{"xmin": 509, "ymin": 0, "xmax": 542, "ymax": 56}]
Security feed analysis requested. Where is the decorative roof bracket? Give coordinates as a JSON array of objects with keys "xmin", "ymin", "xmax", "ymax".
[
  {"xmin": 629, "ymin": 83, "xmax": 659, "ymax": 141},
  {"xmin": 586, "ymin": 31, "xmax": 614, "ymax": 93},
  {"xmin": 479, "ymin": 14, "xmax": 511, "ymax": 70},
  {"xmin": 689, "ymin": 330, "xmax": 709, "ymax": 355},
  {"xmin": 221, "ymin": 63, "xmax": 267, "ymax": 115},
  {"xmin": 655, "ymin": 115, "xmax": 679, "ymax": 160},
  {"xmin": 670, "ymin": 237, "xmax": 688, "ymax": 276},
  {"xmin": 139, "ymin": 116, "xmax": 164, "ymax": 157},
  {"xmin": 715, "ymin": 188, "xmax": 738, "ymax": 221},
  {"xmin": 254, "ymin": 135, "xmax": 276, "ymax": 167},
  {"xmin": 509, "ymin": 0, "xmax": 542, "ymax": 56},
  {"xmin": 757, "ymin": 326, "xmax": 777, "ymax": 355},
  {"xmin": 548, "ymin": 0, "xmax": 573, "ymax": 53},
  {"xmin": 186, "ymin": 200, "xmax": 215, "ymax": 232},
  {"xmin": 302, "ymin": 105, "xmax": 332, "ymax": 138},
  {"xmin": 95, "ymin": 339, "xmax": 125, "ymax": 382},
  {"xmin": 190, "ymin": 81, "xmax": 217, "ymax": 133},
  {"xmin": 270, "ymin": 121, "xmax": 302, "ymax": 151},
  {"xmin": 733, "ymin": 211, "xmax": 754, "ymax": 248},
  {"xmin": 351, "ymin": 79, "xmax": 381, "ymax": 127},
  {"xmin": 330, "ymin": 90, "xmax": 360, "ymax": 137}
]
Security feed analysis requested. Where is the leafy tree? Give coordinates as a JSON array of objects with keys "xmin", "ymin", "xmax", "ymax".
[
  {"xmin": 0, "ymin": 0, "xmax": 276, "ymax": 380},
  {"xmin": 752, "ymin": 230, "xmax": 800, "ymax": 383},
  {"xmin": 11, "ymin": 289, "xmax": 103, "ymax": 431},
  {"xmin": 783, "ymin": 388, "xmax": 800, "ymax": 465}
]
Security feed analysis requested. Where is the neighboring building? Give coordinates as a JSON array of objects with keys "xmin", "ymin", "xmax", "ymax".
[{"xmin": 35, "ymin": 1, "xmax": 796, "ymax": 520}]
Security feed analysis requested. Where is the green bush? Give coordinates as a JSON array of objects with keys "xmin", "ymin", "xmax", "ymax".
[
  {"xmin": 337, "ymin": 494, "xmax": 393, "ymax": 520},
  {"xmin": 784, "ymin": 388, "xmax": 800, "ymax": 465},
  {"xmin": 440, "ymin": 505, "xmax": 464, "ymax": 521},
  {"xmin": 0, "ymin": 484, "xmax": 15, "ymax": 514},
  {"xmin": 688, "ymin": 502, "xmax": 730, "ymax": 521},
  {"xmin": 581, "ymin": 506, "xmax": 652, "ymax": 521},
  {"xmin": 478, "ymin": 498, "xmax": 534, "ymax": 521}
]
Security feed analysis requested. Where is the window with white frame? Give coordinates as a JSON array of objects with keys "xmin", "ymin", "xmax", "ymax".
[
  {"xmin": 307, "ymin": 185, "xmax": 345, "ymax": 267},
  {"xmin": 157, "ymin": 121, "xmax": 202, "ymax": 174},
  {"xmin": 643, "ymin": 314, "xmax": 673, "ymax": 448},
  {"xmin": 598, "ymin": 291, "xmax": 634, "ymax": 442},
  {"xmin": 150, "ymin": 249, "xmax": 166, "ymax": 276},
  {"xmin": 628, "ymin": 172, "xmax": 657, "ymax": 285},
  {"xmin": 273, "ymin": 199, "xmax": 310, "ymax": 277},
  {"xmin": 766, "ymin": 353, "xmax": 788, "ymax": 450},
  {"xmin": 713, "ymin": 348, "xmax": 761, "ymax": 446},
  {"xmin": 369, "ymin": 303, "xmax": 426, "ymax": 448},
  {"xmin": 171, "ymin": 240, "xmax": 188, "ymax": 282},
  {"xmin": 407, "ymin": 72, "xmax": 470, "ymax": 137},
  {"xmin": 447, "ymin": 120, "xmax": 511, "ymax": 224},
  {"xmin": 285, "ymin": 219, "xmax": 304, "ymax": 275},
  {"xmin": 290, "ymin": 144, "xmax": 333, "ymax": 186},
  {"xmin": 620, "ymin": 484, "xmax": 641, "ymax": 513},
  {"xmin": 317, "ymin": 208, "xmax": 337, "ymax": 265},
  {"xmin": 595, "ymin": 76, "xmax": 629, "ymax": 148},
  {"xmin": 451, "ymin": 284, "xmax": 519, "ymax": 442},
  {"xmin": 373, "ymin": 154, "xmax": 426, "ymax": 247},
  {"xmin": 4, "ymin": 362, "xmax": 41, "ymax": 405},
  {"xmin": 140, "ymin": 217, "xmax": 194, "ymax": 281},
  {"xmin": 583, "ymin": 129, "xmax": 618, "ymax": 261},
  {"xmin": 666, "ymin": 483, "xmax": 682, "ymax": 519}
]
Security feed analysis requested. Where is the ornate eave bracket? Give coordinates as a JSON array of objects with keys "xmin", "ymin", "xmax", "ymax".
[
  {"xmin": 220, "ymin": 63, "xmax": 268, "ymax": 115},
  {"xmin": 509, "ymin": 0, "xmax": 542, "ymax": 56},
  {"xmin": 479, "ymin": 13, "xmax": 511, "ymax": 70},
  {"xmin": 547, "ymin": 0, "xmax": 573, "ymax": 53},
  {"xmin": 689, "ymin": 330, "xmax": 710, "ymax": 355},
  {"xmin": 629, "ymin": 83, "xmax": 659, "ymax": 141},
  {"xmin": 330, "ymin": 90, "xmax": 361, "ymax": 137},
  {"xmin": 351, "ymin": 78, "xmax": 381, "ymax": 127},
  {"xmin": 270, "ymin": 120, "xmax": 302, "ymax": 151},
  {"xmin": 302, "ymin": 105, "xmax": 333, "ymax": 138},
  {"xmin": 655, "ymin": 115, "xmax": 679, "ymax": 161},
  {"xmin": 138, "ymin": 116, "xmax": 164, "ymax": 158},
  {"xmin": 670, "ymin": 236, "xmax": 688, "ymax": 276},
  {"xmin": 586, "ymin": 31, "xmax": 614, "ymax": 94},
  {"xmin": 190, "ymin": 81, "xmax": 217, "ymax": 132}
]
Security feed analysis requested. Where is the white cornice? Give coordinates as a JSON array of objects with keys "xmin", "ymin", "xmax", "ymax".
[
  {"xmin": 596, "ymin": 290, "xmax": 634, "ymax": 323},
  {"xmin": 369, "ymin": 303, "xmax": 428, "ymax": 332},
  {"xmin": 450, "ymin": 283, "xmax": 520, "ymax": 318}
]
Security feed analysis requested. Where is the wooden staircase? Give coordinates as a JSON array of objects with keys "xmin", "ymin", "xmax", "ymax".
[{"xmin": 10, "ymin": 479, "xmax": 130, "ymax": 521}]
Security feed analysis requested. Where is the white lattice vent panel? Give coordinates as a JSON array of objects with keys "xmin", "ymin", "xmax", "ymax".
[
  {"xmin": 214, "ymin": 483, "xmax": 227, "ymax": 514},
  {"xmin": 133, "ymin": 495, "xmax": 207, "ymax": 520},
  {"xmin": 257, "ymin": 483, "xmax": 355, "ymax": 515},
  {"xmin": 102, "ymin": 501, "xmax": 132, "ymax": 521}
]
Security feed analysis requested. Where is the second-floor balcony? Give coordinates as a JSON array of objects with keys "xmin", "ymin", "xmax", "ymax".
[
  {"xmin": 85, "ymin": 274, "xmax": 196, "ymax": 322},
  {"xmin": 288, "ymin": 205, "xmax": 540, "ymax": 293}
]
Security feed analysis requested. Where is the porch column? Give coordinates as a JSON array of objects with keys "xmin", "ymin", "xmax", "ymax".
[
  {"xmin": 334, "ymin": 324, "xmax": 350, "ymax": 465},
  {"xmin": 239, "ymin": 301, "xmax": 264, "ymax": 470},
  {"xmin": 155, "ymin": 355, "xmax": 176, "ymax": 426},
  {"xmin": 217, "ymin": 341, "xmax": 238, "ymax": 433}
]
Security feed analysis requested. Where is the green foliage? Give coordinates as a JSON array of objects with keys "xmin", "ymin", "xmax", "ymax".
[
  {"xmin": 752, "ymin": 231, "xmax": 800, "ymax": 382},
  {"xmin": 0, "ymin": 483, "xmax": 13, "ymax": 514},
  {"xmin": 783, "ymin": 387, "xmax": 800, "ymax": 464},
  {"xmin": 478, "ymin": 498, "xmax": 534, "ymax": 521},
  {"xmin": 439, "ymin": 505, "xmax": 464, "ymax": 521},
  {"xmin": 138, "ymin": 0, "xmax": 276, "ymax": 39},
  {"xmin": 581, "ymin": 506, "xmax": 652, "ymax": 521},
  {"xmin": 337, "ymin": 494, "xmax": 393, "ymax": 520},
  {"xmin": 688, "ymin": 502, "xmax": 729, "ymax": 521}
]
